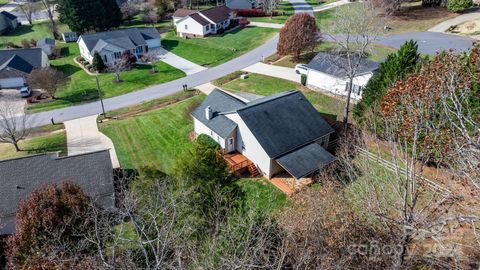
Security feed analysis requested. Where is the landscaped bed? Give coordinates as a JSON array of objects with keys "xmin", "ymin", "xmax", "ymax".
[
  {"xmin": 161, "ymin": 26, "xmax": 278, "ymax": 67},
  {"xmin": 26, "ymin": 43, "xmax": 186, "ymax": 112}
]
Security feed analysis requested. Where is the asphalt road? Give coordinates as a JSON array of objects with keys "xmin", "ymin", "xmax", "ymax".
[{"xmin": 24, "ymin": 34, "xmax": 280, "ymax": 129}]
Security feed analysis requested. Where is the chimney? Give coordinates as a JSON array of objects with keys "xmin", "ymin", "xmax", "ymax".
[{"xmin": 205, "ymin": 106, "xmax": 213, "ymax": 120}]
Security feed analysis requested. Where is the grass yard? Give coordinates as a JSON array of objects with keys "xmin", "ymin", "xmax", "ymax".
[
  {"xmin": 315, "ymin": 1, "xmax": 458, "ymax": 34},
  {"xmin": 215, "ymin": 73, "xmax": 343, "ymax": 119},
  {"xmin": 99, "ymin": 95, "xmax": 205, "ymax": 174},
  {"xmin": 0, "ymin": 131, "xmax": 67, "ymax": 160},
  {"xmin": 0, "ymin": 0, "xmax": 9, "ymax": 5},
  {"xmin": 236, "ymin": 178, "xmax": 288, "ymax": 213},
  {"xmin": 248, "ymin": 2, "xmax": 295, "ymax": 24},
  {"xmin": 162, "ymin": 27, "xmax": 278, "ymax": 67},
  {"xmin": 0, "ymin": 20, "xmax": 70, "ymax": 48},
  {"xmin": 26, "ymin": 43, "xmax": 186, "ymax": 112},
  {"xmin": 121, "ymin": 15, "xmax": 174, "ymax": 33}
]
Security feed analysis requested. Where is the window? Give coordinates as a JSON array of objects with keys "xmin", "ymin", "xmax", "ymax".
[
  {"xmin": 206, "ymin": 25, "xmax": 210, "ymax": 31},
  {"xmin": 185, "ymin": 24, "xmax": 188, "ymax": 30},
  {"xmin": 103, "ymin": 55, "xmax": 107, "ymax": 62},
  {"xmin": 114, "ymin": 52, "xmax": 121, "ymax": 59}
]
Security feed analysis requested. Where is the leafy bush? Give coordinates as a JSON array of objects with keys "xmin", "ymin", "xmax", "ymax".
[
  {"xmin": 91, "ymin": 52, "xmax": 106, "ymax": 72},
  {"xmin": 197, "ymin": 134, "xmax": 220, "ymax": 149},
  {"xmin": 447, "ymin": 0, "xmax": 472, "ymax": 12}
]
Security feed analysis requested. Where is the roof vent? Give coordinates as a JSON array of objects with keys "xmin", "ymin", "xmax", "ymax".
[{"xmin": 205, "ymin": 106, "xmax": 213, "ymax": 120}]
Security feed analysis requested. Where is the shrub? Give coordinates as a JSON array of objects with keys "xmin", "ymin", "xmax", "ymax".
[
  {"xmin": 301, "ymin": 74, "xmax": 307, "ymax": 85},
  {"xmin": 447, "ymin": 0, "xmax": 472, "ymax": 12},
  {"xmin": 91, "ymin": 52, "xmax": 106, "ymax": 72}
]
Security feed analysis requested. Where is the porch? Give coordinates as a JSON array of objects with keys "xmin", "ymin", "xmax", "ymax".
[{"xmin": 223, "ymin": 151, "xmax": 260, "ymax": 177}]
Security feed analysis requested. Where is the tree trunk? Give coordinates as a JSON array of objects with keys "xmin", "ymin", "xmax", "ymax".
[
  {"xmin": 13, "ymin": 142, "xmax": 21, "ymax": 152},
  {"xmin": 343, "ymin": 77, "xmax": 354, "ymax": 128},
  {"xmin": 116, "ymin": 73, "xmax": 121, "ymax": 82}
]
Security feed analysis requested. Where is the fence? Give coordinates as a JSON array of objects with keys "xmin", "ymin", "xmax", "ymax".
[{"xmin": 353, "ymin": 145, "xmax": 453, "ymax": 196}]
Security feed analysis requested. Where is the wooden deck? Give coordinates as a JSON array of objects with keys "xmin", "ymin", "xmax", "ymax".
[{"xmin": 224, "ymin": 152, "xmax": 260, "ymax": 177}]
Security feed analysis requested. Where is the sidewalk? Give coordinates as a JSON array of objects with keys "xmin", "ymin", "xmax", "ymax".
[
  {"xmin": 429, "ymin": 9, "xmax": 480, "ymax": 32},
  {"xmin": 242, "ymin": 62, "xmax": 301, "ymax": 83},
  {"xmin": 156, "ymin": 48, "xmax": 207, "ymax": 75},
  {"xmin": 249, "ymin": 22, "xmax": 284, "ymax": 29},
  {"xmin": 313, "ymin": 0, "xmax": 349, "ymax": 12},
  {"xmin": 64, "ymin": 115, "xmax": 120, "ymax": 168}
]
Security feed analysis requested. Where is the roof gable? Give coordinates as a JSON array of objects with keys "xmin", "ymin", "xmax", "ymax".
[
  {"xmin": 237, "ymin": 91, "xmax": 335, "ymax": 158},
  {"xmin": 0, "ymin": 54, "xmax": 34, "ymax": 74},
  {"xmin": 199, "ymin": 5, "xmax": 231, "ymax": 23},
  {"xmin": 1, "ymin": 11, "xmax": 17, "ymax": 21},
  {"xmin": 80, "ymin": 28, "xmax": 158, "ymax": 53},
  {"xmin": 0, "ymin": 48, "xmax": 46, "ymax": 71},
  {"xmin": 172, "ymin": 8, "xmax": 198, "ymax": 17}
]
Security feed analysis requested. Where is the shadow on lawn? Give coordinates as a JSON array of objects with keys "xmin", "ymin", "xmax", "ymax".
[
  {"xmin": 24, "ymin": 138, "xmax": 67, "ymax": 156},
  {"xmin": 54, "ymin": 63, "xmax": 81, "ymax": 77},
  {"xmin": 58, "ymin": 88, "xmax": 99, "ymax": 104},
  {"xmin": 4, "ymin": 25, "xmax": 34, "ymax": 38}
]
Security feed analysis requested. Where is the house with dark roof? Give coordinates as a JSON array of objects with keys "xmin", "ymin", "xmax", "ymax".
[
  {"xmin": 306, "ymin": 52, "xmax": 379, "ymax": 100},
  {"xmin": 0, "ymin": 150, "xmax": 115, "ymax": 235},
  {"xmin": 0, "ymin": 11, "xmax": 18, "ymax": 35},
  {"xmin": 226, "ymin": 0, "xmax": 261, "ymax": 9},
  {"xmin": 192, "ymin": 89, "xmax": 335, "ymax": 181},
  {"xmin": 36, "ymin": 37, "xmax": 56, "ymax": 57},
  {"xmin": 0, "ymin": 48, "xmax": 49, "ymax": 89},
  {"xmin": 77, "ymin": 27, "xmax": 161, "ymax": 65},
  {"xmin": 173, "ymin": 6, "xmax": 233, "ymax": 38}
]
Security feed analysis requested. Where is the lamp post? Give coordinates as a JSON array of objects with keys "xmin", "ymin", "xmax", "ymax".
[{"xmin": 95, "ymin": 71, "xmax": 106, "ymax": 117}]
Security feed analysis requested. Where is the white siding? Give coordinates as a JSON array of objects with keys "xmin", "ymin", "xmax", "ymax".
[
  {"xmin": 225, "ymin": 113, "xmax": 274, "ymax": 178},
  {"xmin": 0, "ymin": 77, "xmax": 25, "ymax": 89},
  {"xmin": 78, "ymin": 38, "xmax": 93, "ymax": 63},
  {"xmin": 193, "ymin": 118, "xmax": 227, "ymax": 148},
  {"xmin": 306, "ymin": 70, "xmax": 373, "ymax": 100},
  {"xmin": 176, "ymin": 17, "xmax": 206, "ymax": 37},
  {"xmin": 146, "ymin": 38, "xmax": 161, "ymax": 49}
]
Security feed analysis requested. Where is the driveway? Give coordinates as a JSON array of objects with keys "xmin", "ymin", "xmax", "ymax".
[
  {"xmin": 155, "ymin": 48, "xmax": 207, "ymax": 75},
  {"xmin": 289, "ymin": 0, "xmax": 314, "ymax": 15},
  {"xmin": 242, "ymin": 62, "xmax": 300, "ymax": 83},
  {"xmin": 64, "ymin": 115, "xmax": 120, "ymax": 168},
  {"xmin": 429, "ymin": 9, "xmax": 480, "ymax": 32},
  {"xmin": 0, "ymin": 90, "xmax": 25, "ymax": 116}
]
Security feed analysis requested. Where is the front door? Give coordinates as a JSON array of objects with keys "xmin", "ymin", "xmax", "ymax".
[{"xmin": 227, "ymin": 138, "xmax": 235, "ymax": 153}]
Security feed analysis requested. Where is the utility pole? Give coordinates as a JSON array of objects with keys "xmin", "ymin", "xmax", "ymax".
[{"xmin": 95, "ymin": 72, "xmax": 106, "ymax": 117}]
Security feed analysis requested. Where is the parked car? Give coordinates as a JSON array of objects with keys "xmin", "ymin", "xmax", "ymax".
[
  {"xmin": 295, "ymin": 64, "xmax": 309, "ymax": 75},
  {"xmin": 19, "ymin": 86, "xmax": 31, "ymax": 98}
]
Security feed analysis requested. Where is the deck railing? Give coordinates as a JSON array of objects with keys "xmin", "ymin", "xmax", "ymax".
[{"xmin": 229, "ymin": 160, "xmax": 250, "ymax": 172}]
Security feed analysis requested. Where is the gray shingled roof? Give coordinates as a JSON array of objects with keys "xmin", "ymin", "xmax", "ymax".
[
  {"xmin": 201, "ymin": 5, "xmax": 231, "ymax": 23},
  {"xmin": 80, "ymin": 28, "xmax": 159, "ymax": 53},
  {"xmin": 276, "ymin": 143, "xmax": 335, "ymax": 179},
  {"xmin": 37, "ymin": 37, "xmax": 55, "ymax": 46},
  {"xmin": 307, "ymin": 52, "xmax": 379, "ymax": 78},
  {"xmin": 0, "ymin": 48, "xmax": 46, "ymax": 74},
  {"xmin": 191, "ymin": 89, "xmax": 246, "ymax": 138},
  {"xmin": 1, "ymin": 11, "xmax": 17, "ymax": 21},
  {"xmin": 237, "ymin": 90, "xmax": 335, "ymax": 158},
  {"xmin": 172, "ymin": 8, "xmax": 197, "ymax": 17},
  {"xmin": 0, "ymin": 150, "xmax": 115, "ymax": 222}
]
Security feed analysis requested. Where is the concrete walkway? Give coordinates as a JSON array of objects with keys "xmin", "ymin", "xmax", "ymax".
[
  {"xmin": 196, "ymin": 82, "xmax": 217, "ymax": 94},
  {"xmin": 429, "ymin": 9, "xmax": 480, "ymax": 32},
  {"xmin": 156, "ymin": 48, "xmax": 207, "ymax": 75},
  {"xmin": 313, "ymin": 0, "xmax": 349, "ymax": 12},
  {"xmin": 242, "ymin": 62, "xmax": 300, "ymax": 83},
  {"xmin": 64, "ymin": 115, "xmax": 120, "ymax": 168},
  {"xmin": 249, "ymin": 21, "xmax": 284, "ymax": 29}
]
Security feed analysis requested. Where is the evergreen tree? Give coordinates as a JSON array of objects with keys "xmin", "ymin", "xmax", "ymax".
[
  {"xmin": 353, "ymin": 40, "xmax": 420, "ymax": 126},
  {"xmin": 57, "ymin": 0, "xmax": 106, "ymax": 33},
  {"xmin": 99, "ymin": 0, "xmax": 122, "ymax": 29},
  {"xmin": 91, "ymin": 52, "xmax": 106, "ymax": 72}
]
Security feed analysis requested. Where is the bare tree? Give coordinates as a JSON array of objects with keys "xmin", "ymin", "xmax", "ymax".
[
  {"xmin": 0, "ymin": 101, "xmax": 30, "ymax": 152},
  {"xmin": 27, "ymin": 67, "xmax": 69, "ymax": 99},
  {"xmin": 108, "ymin": 58, "xmax": 131, "ymax": 83},
  {"xmin": 121, "ymin": 0, "xmax": 142, "ymax": 20},
  {"xmin": 13, "ymin": 0, "xmax": 37, "ymax": 26},
  {"xmin": 38, "ymin": 0, "xmax": 59, "ymax": 39},
  {"xmin": 141, "ymin": 50, "xmax": 163, "ymax": 73},
  {"xmin": 323, "ymin": 2, "xmax": 385, "ymax": 126},
  {"xmin": 261, "ymin": 0, "xmax": 279, "ymax": 17}
]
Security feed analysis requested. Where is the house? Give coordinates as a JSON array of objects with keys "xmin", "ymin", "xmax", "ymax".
[
  {"xmin": 0, "ymin": 48, "xmax": 49, "ymax": 89},
  {"xmin": 62, "ymin": 31, "xmax": 78, "ymax": 42},
  {"xmin": 36, "ymin": 37, "xmax": 55, "ymax": 57},
  {"xmin": 77, "ymin": 27, "xmax": 161, "ymax": 65},
  {"xmin": 306, "ymin": 52, "xmax": 379, "ymax": 100},
  {"xmin": 174, "ymin": 6, "xmax": 234, "ymax": 38},
  {"xmin": 0, "ymin": 150, "xmax": 115, "ymax": 235},
  {"xmin": 192, "ymin": 89, "xmax": 335, "ymax": 181},
  {"xmin": 226, "ymin": 0, "xmax": 261, "ymax": 9},
  {"xmin": 0, "ymin": 11, "xmax": 18, "ymax": 35}
]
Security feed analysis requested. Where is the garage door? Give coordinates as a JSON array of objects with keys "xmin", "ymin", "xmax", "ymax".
[{"xmin": 0, "ymin": 77, "xmax": 25, "ymax": 89}]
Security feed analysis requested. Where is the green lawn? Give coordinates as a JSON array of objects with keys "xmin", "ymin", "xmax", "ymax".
[
  {"xmin": 215, "ymin": 73, "xmax": 343, "ymax": 118},
  {"xmin": 99, "ymin": 95, "xmax": 205, "ymax": 174},
  {"xmin": 0, "ymin": 0, "xmax": 9, "ymax": 5},
  {"xmin": 236, "ymin": 178, "xmax": 288, "ymax": 214},
  {"xmin": 26, "ymin": 43, "xmax": 186, "ymax": 112},
  {"xmin": 0, "ymin": 131, "xmax": 67, "ymax": 160},
  {"xmin": 162, "ymin": 27, "xmax": 278, "ymax": 67},
  {"xmin": 0, "ymin": 20, "xmax": 70, "ymax": 48},
  {"xmin": 248, "ymin": 2, "xmax": 294, "ymax": 24},
  {"xmin": 121, "ymin": 15, "xmax": 174, "ymax": 33},
  {"xmin": 315, "ymin": 1, "xmax": 458, "ymax": 34}
]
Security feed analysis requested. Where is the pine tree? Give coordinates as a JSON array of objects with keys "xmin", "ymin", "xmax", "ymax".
[
  {"xmin": 99, "ymin": 0, "xmax": 122, "ymax": 29},
  {"xmin": 91, "ymin": 52, "xmax": 106, "ymax": 72},
  {"xmin": 353, "ymin": 40, "xmax": 420, "ymax": 126},
  {"xmin": 57, "ymin": 0, "xmax": 106, "ymax": 33}
]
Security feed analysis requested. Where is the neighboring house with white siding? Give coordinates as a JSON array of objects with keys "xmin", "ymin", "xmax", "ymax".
[
  {"xmin": 0, "ymin": 48, "xmax": 49, "ymax": 89},
  {"xmin": 306, "ymin": 52, "xmax": 379, "ymax": 100},
  {"xmin": 173, "ymin": 6, "xmax": 234, "ymax": 38},
  {"xmin": 191, "ymin": 89, "xmax": 335, "ymax": 181},
  {"xmin": 77, "ymin": 28, "xmax": 161, "ymax": 65}
]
